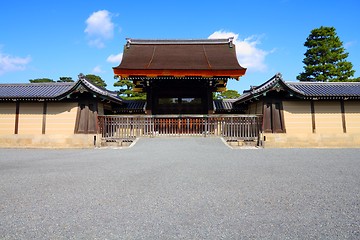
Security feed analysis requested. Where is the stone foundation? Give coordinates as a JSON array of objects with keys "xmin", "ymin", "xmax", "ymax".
[
  {"xmin": 0, "ymin": 134, "xmax": 102, "ymax": 148},
  {"xmin": 262, "ymin": 133, "xmax": 360, "ymax": 148}
]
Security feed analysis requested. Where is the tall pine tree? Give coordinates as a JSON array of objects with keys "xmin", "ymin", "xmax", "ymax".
[
  {"xmin": 85, "ymin": 74, "xmax": 107, "ymax": 88},
  {"xmin": 57, "ymin": 77, "xmax": 74, "ymax": 82},
  {"xmin": 113, "ymin": 76, "xmax": 146, "ymax": 100},
  {"xmin": 297, "ymin": 26, "xmax": 355, "ymax": 82},
  {"xmin": 29, "ymin": 78, "xmax": 55, "ymax": 83},
  {"xmin": 214, "ymin": 90, "xmax": 241, "ymax": 99}
]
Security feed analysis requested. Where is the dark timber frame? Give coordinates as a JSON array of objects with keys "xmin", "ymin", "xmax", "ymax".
[
  {"xmin": 311, "ymin": 100, "xmax": 316, "ymax": 133},
  {"xmin": 42, "ymin": 102, "xmax": 47, "ymax": 134},
  {"xmin": 74, "ymin": 99, "xmax": 99, "ymax": 134},
  {"xmin": 14, "ymin": 102, "xmax": 20, "ymax": 134},
  {"xmin": 144, "ymin": 77, "xmax": 219, "ymax": 115},
  {"xmin": 263, "ymin": 99, "xmax": 286, "ymax": 133}
]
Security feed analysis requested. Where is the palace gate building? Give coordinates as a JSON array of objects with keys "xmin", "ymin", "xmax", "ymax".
[
  {"xmin": 1, "ymin": 38, "xmax": 360, "ymax": 148},
  {"xmin": 113, "ymin": 38, "xmax": 246, "ymax": 115}
]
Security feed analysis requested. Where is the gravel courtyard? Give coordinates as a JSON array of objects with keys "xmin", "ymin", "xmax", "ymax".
[{"xmin": 1, "ymin": 138, "xmax": 360, "ymax": 239}]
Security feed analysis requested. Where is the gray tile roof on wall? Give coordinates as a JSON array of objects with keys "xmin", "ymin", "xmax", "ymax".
[
  {"xmin": 0, "ymin": 75, "xmax": 123, "ymax": 104},
  {"xmin": 126, "ymin": 100, "xmax": 146, "ymax": 110},
  {"xmin": 235, "ymin": 73, "xmax": 360, "ymax": 104},
  {"xmin": 213, "ymin": 99, "xmax": 235, "ymax": 111},
  {"xmin": 213, "ymin": 99, "xmax": 246, "ymax": 113},
  {"xmin": 113, "ymin": 100, "xmax": 146, "ymax": 113},
  {"xmin": 287, "ymin": 82, "xmax": 360, "ymax": 98},
  {"xmin": 0, "ymin": 82, "xmax": 74, "ymax": 100}
]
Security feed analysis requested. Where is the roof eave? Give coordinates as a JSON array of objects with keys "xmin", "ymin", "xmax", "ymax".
[
  {"xmin": 113, "ymin": 68, "xmax": 246, "ymax": 80},
  {"xmin": 0, "ymin": 97, "xmax": 61, "ymax": 102}
]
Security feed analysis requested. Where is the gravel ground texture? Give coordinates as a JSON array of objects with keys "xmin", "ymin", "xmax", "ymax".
[{"xmin": 1, "ymin": 137, "xmax": 360, "ymax": 239}]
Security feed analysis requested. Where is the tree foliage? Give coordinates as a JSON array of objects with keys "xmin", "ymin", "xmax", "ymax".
[
  {"xmin": 350, "ymin": 77, "xmax": 360, "ymax": 82},
  {"xmin": 57, "ymin": 77, "xmax": 74, "ymax": 82},
  {"xmin": 297, "ymin": 26, "xmax": 355, "ymax": 82},
  {"xmin": 85, "ymin": 74, "xmax": 107, "ymax": 88},
  {"xmin": 214, "ymin": 89, "xmax": 241, "ymax": 99},
  {"xmin": 114, "ymin": 77, "xmax": 146, "ymax": 100},
  {"xmin": 29, "ymin": 78, "xmax": 55, "ymax": 83}
]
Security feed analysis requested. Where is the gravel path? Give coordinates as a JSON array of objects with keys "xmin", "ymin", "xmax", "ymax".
[{"xmin": 1, "ymin": 138, "xmax": 360, "ymax": 239}]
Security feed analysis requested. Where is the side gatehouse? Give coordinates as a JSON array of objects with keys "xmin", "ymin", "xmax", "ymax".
[{"xmin": 234, "ymin": 73, "xmax": 360, "ymax": 147}]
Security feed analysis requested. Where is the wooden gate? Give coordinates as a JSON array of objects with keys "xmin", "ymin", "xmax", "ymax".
[{"xmin": 98, "ymin": 115, "xmax": 262, "ymax": 141}]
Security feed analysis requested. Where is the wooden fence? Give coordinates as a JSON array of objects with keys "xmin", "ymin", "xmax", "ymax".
[{"xmin": 98, "ymin": 115, "xmax": 262, "ymax": 141}]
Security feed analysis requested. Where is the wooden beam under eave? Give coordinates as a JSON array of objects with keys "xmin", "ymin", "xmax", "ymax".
[
  {"xmin": 215, "ymin": 87, "xmax": 227, "ymax": 92},
  {"xmin": 133, "ymin": 88, "xmax": 144, "ymax": 93},
  {"xmin": 113, "ymin": 68, "xmax": 246, "ymax": 79}
]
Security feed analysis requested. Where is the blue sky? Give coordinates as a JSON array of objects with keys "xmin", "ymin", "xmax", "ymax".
[{"xmin": 0, "ymin": 0, "xmax": 359, "ymax": 92}]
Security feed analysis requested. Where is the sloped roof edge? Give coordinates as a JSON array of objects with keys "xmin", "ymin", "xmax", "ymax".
[
  {"xmin": 234, "ymin": 73, "xmax": 303, "ymax": 104},
  {"xmin": 235, "ymin": 73, "xmax": 360, "ymax": 105},
  {"xmin": 56, "ymin": 74, "xmax": 123, "ymax": 104},
  {"xmin": 0, "ymin": 74, "xmax": 123, "ymax": 104}
]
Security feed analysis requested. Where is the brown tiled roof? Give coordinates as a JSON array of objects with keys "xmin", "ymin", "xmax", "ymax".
[{"xmin": 113, "ymin": 38, "xmax": 246, "ymax": 79}]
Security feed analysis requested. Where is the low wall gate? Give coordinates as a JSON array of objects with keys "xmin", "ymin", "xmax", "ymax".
[{"xmin": 98, "ymin": 115, "xmax": 263, "ymax": 143}]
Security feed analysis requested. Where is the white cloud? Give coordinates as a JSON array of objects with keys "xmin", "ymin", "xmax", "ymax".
[
  {"xmin": 85, "ymin": 10, "xmax": 114, "ymax": 48},
  {"xmin": 88, "ymin": 39, "xmax": 105, "ymax": 49},
  {"xmin": 106, "ymin": 53, "xmax": 123, "ymax": 63},
  {"xmin": 92, "ymin": 65, "xmax": 104, "ymax": 74},
  {"xmin": 0, "ymin": 52, "xmax": 31, "ymax": 75},
  {"xmin": 208, "ymin": 30, "xmax": 271, "ymax": 72},
  {"xmin": 344, "ymin": 41, "xmax": 356, "ymax": 49}
]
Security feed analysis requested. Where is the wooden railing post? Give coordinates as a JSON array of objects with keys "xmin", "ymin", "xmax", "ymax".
[{"xmin": 97, "ymin": 114, "xmax": 263, "ymax": 141}]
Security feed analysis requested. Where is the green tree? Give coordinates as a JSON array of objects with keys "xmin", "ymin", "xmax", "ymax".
[
  {"xmin": 57, "ymin": 77, "xmax": 74, "ymax": 82},
  {"xmin": 297, "ymin": 26, "xmax": 355, "ymax": 82},
  {"xmin": 85, "ymin": 74, "xmax": 107, "ymax": 88},
  {"xmin": 114, "ymin": 77, "xmax": 146, "ymax": 100},
  {"xmin": 214, "ymin": 89, "xmax": 241, "ymax": 99},
  {"xmin": 29, "ymin": 78, "xmax": 55, "ymax": 83},
  {"xmin": 351, "ymin": 77, "xmax": 360, "ymax": 82}
]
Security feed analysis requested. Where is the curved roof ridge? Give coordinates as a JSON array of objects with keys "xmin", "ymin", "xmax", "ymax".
[
  {"xmin": 61, "ymin": 74, "xmax": 123, "ymax": 103},
  {"xmin": 248, "ymin": 73, "xmax": 304, "ymax": 95},
  {"xmin": 126, "ymin": 38, "xmax": 233, "ymax": 45},
  {"xmin": 78, "ymin": 74, "xmax": 117, "ymax": 97},
  {"xmin": 234, "ymin": 73, "xmax": 306, "ymax": 104}
]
